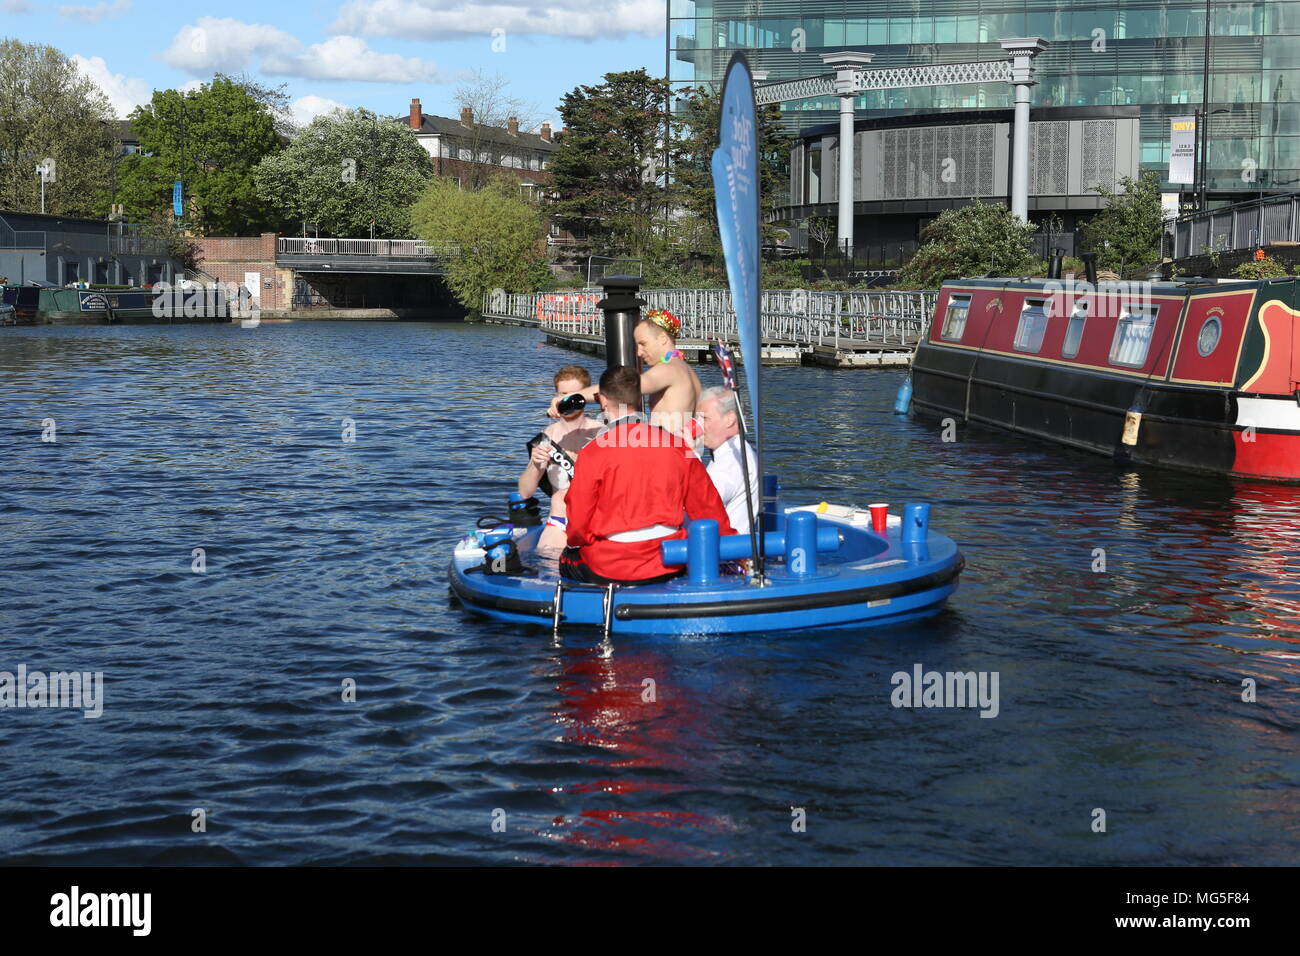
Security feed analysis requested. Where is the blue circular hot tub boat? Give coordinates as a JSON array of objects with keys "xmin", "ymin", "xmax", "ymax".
[{"xmin": 449, "ymin": 484, "xmax": 964, "ymax": 637}]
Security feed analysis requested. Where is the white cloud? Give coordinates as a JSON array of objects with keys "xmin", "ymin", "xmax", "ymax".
[
  {"xmin": 161, "ymin": 19, "xmax": 446, "ymax": 84},
  {"xmin": 330, "ymin": 0, "xmax": 664, "ymax": 41},
  {"xmin": 264, "ymin": 36, "xmax": 446, "ymax": 83},
  {"xmin": 290, "ymin": 94, "xmax": 350, "ymax": 127},
  {"xmin": 161, "ymin": 17, "xmax": 299, "ymax": 75},
  {"xmin": 60, "ymin": 0, "xmax": 130, "ymax": 23},
  {"xmin": 1, "ymin": 0, "xmax": 34, "ymax": 13},
  {"xmin": 73, "ymin": 54, "xmax": 151, "ymax": 119}
]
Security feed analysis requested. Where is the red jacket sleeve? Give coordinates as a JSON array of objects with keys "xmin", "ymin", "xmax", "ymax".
[
  {"xmin": 564, "ymin": 445, "xmax": 600, "ymax": 547},
  {"xmin": 682, "ymin": 453, "xmax": 736, "ymax": 536}
]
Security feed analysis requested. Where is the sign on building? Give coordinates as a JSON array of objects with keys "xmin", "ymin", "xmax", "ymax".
[{"xmin": 1169, "ymin": 116, "xmax": 1197, "ymax": 185}]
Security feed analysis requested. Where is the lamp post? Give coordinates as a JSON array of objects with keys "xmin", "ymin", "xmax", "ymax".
[
  {"xmin": 1198, "ymin": 0, "xmax": 1213, "ymax": 210},
  {"xmin": 1194, "ymin": 107, "xmax": 1230, "ymax": 211},
  {"xmin": 35, "ymin": 161, "xmax": 51, "ymax": 214}
]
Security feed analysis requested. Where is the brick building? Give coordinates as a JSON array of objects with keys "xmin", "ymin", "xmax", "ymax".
[
  {"xmin": 405, "ymin": 99, "xmax": 557, "ymax": 192},
  {"xmin": 192, "ymin": 233, "xmax": 290, "ymax": 311}
]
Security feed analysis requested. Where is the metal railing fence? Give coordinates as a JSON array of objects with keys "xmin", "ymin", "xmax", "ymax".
[
  {"xmin": 1173, "ymin": 193, "xmax": 1300, "ymax": 258},
  {"xmin": 278, "ymin": 237, "xmax": 460, "ymax": 257},
  {"xmin": 484, "ymin": 288, "xmax": 937, "ymax": 348}
]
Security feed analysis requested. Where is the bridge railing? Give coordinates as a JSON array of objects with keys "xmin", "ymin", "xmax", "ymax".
[
  {"xmin": 484, "ymin": 288, "xmax": 937, "ymax": 349},
  {"xmin": 278, "ymin": 238, "xmax": 460, "ymax": 258}
]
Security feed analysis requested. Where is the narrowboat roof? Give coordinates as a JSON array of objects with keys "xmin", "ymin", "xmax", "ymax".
[{"xmin": 938, "ymin": 276, "xmax": 1298, "ymax": 295}]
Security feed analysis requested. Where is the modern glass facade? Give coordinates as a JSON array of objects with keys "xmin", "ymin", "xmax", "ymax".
[{"xmin": 669, "ymin": 1, "xmax": 1300, "ymax": 197}]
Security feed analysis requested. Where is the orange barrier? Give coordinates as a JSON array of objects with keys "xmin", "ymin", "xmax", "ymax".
[{"xmin": 536, "ymin": 293, "xmax": 599, "ymax": 325}]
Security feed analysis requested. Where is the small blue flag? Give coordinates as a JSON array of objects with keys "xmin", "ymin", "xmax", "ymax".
[{"xmin": 172, "ymin": 181, "xmax": 183, "ymax": 218}]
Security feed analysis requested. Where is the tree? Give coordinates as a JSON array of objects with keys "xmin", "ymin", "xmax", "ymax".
[
  {"xmin": 0, "ymin": 38, "xmax": 117, "ymax": 217},
  {"xmin": 549, "ymin": 69, "xmax": 671, "ymax": 257},
  {"xmin": 255, "ymin": 108, "xmax": 433, "ymax": 239},
  {"xmin": 411, "ymin": 174, "xmax": 552, "ymax": 317},
  {"xmin": 452, "ymin": 69, "xmax": 546, "ymax": 191},
  {"xmin": 669, "ymin": 83, "xmax": 791, "ymax": 254},
  {"xmin": 897, "ymin": 201, "xmax": 1037, "ymax": 289},
  {"xmin": 806, "ymin": 216, "xmax": 836, "ymax": 256},
  {"xmin": 1080, "ymin": 171, "xmax": 1164, "ymax": 274},
  {"xmin": 117, "ymin": 77, "xmax": 283, "ymax": 235},
  {"xmin": 215, "ymin": 72, "xmax": 298, "ymax": 140}
]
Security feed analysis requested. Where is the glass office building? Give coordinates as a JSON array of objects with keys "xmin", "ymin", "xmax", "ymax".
[{"xmin": 668, "ymin": 1, "xmax": 1300, "ymax": 199}]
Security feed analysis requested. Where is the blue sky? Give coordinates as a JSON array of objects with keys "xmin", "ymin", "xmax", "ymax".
[{"xmin": 1, "ymin": 0, "xmax": 668, "ymax": 130}]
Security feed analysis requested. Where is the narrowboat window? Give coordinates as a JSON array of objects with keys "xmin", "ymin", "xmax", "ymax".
[
  {"xmin": 940, "ymin": 294, "xmax": 971, "ymax": 340},
  {"xmin": 1197, "ymin": 316, "xmax": 1222, "ymax": 356},
  {"xmin": 1109, "ymin": 306, "xmax": 1157, "ymax": 368},
  {"xmin": 1062, "ymin": 300, "xmax": 1088, "ymax": 358},
  {"xmin": 1013, "ymin": 298, "xmax": 1050, "ymax": 353}
]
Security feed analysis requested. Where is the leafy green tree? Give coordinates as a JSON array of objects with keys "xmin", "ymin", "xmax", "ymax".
[
  {"xmin": 549, "ymin": 69, "xmax": 671, "ymax": 258},
  {"xmin": 669, "ymin": 83, "xmax": 790, "ymax": 255},
  {"xmin": 897, "ymin": 201, "xmax": 1037, "ymax": 289},
  {"xmin": 0, "ymin": 38, "xmax": 116, "ymax": 217},
  {"xmin": 1080, "ymin": 171, "xmax": 1164, "ymax": 274},
  {"xmin": 255, "ymin": 108, "xmax": 433, "ymax": 239},
  {"xmin": 214, "ymin": 72, "xmax": 298, "ymax": 139},
  {"xmin": 116, "ymin": 77, "xmax": 282, "ymax": 235},
  {"xmin": 411, "ymin": 175, "xmax": 552, "ymax": 318}
]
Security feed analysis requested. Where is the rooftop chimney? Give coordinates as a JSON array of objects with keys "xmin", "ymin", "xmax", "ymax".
[
  {"xmin": 460, "ymin": 107, "xmax": 473, "ymax": 127},
  {"xmin": 540, "ymin": 122, "xmax": 551, "ymax": 142},
  {"xmin": 507, "ymin": 116, "xmax": 518, "ymax": 136},
  {"xmin": 409, "ymin": 98, "xmax": 421, "ymax": 130}
]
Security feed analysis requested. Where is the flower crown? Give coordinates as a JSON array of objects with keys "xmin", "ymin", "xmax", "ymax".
[{"xmin": 644, "ymin": 308, "xmax": 681, "ymax": 338}]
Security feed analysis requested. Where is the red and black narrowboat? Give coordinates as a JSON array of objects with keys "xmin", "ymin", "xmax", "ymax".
[{"xmin": 910, "ymin": 270, "xmax": 1300, "ymax": 482}]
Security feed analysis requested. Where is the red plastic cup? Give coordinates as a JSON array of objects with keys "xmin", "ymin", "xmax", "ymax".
[{"xmin": 868, "ymin": 503, "xmax": 889, "ymax": 534}]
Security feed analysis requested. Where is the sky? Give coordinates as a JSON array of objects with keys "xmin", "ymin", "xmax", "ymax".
[{"xmin": 1, "ymin": 0, "xmax": 668, "ymax": 130}]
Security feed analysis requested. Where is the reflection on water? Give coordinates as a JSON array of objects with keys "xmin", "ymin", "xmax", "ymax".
[{"xmin": 0, "ymin": 321, "xmax": 1297, "ymax": 865}]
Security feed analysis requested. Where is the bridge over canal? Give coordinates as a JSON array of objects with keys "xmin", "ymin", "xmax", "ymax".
[{"xmin": 275, "ymin": 237, "xmax": 461, "ymax": 315}]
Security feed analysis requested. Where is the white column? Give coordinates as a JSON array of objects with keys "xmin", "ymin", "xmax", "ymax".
[
  {"xmin": 820, "ymin": 52, "xmax": 874, "ymax": 258},
  {"xmin": 999, "ymin": 38, "xmax": 1049, "ymax": 223},
  {"xmin": 837, "ymin": 93, "xmax": 855, "ymax": 254}
]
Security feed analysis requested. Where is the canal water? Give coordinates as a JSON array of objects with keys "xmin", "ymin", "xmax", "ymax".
[{"xmin": 1, "ymin": 321, "xmax": 1297, "ymax": 865}]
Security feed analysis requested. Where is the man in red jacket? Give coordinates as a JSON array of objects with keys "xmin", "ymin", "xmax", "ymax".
[{"xmin": 560, "ymin": 366, "xmax": 735, "ymax": 585}]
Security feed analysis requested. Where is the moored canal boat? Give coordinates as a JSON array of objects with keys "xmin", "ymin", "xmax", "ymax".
[
  {"xmin": 1, "ymin": 286, "xmax": 240, "ymax": 325},
  {"xmin": 910, "ymin": 269, "xmax": 1300, "ymax": 481}
]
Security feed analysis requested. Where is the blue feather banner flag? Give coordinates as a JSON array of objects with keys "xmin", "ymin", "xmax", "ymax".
[{"xmin": 710, "ymin": 52, "xmax": 762, "ymax": 467}]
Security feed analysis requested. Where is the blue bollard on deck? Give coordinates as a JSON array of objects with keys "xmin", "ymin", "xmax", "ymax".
[
  {"xmin": 685, "ymin": 519, "xmax": 721, "ymax": 586},
  {"xmin": 785, "ymin": 510, "xmax": 818, "ymax": 575},
  {"xmin": 902, "ymin": 503, "xmax": 931, "ymax": 561}
]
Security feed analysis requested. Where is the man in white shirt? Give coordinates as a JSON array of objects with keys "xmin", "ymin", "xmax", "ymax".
[{"xmin": 696, "ymin": 386, "xmax": 760, "ymax": 534}]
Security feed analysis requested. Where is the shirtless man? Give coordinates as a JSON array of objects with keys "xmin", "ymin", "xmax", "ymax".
[
  {"xmin": 522, "ymin": 365, "xmax": 604, "ymax": 552},
  {"xmin": 548, "ymin": 308, "xmax": 702, "ymax": 444}
]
